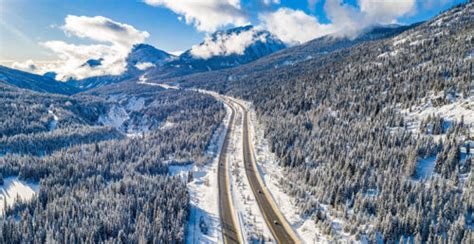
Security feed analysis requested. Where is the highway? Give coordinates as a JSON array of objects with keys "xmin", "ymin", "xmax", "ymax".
[
  {"xmin": 217, "ymin": 98, "xmax": 241, "ymax": 244},
  {"xmin": 151, "ymin": 83, "xmax": 244, "ymax": 243},
  {"xmin": 150, "ymin": 83, "xmax": 298, "ymax": 243},
  {"xmin": 231, "ymin": 99, "xmax": 300, "ymax": 244}
]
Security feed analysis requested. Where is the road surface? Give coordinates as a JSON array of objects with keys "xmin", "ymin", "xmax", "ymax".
[
  {"xmin": 217, "ymin": 98, "xmax": 241, "ymax": 244},
  {"xmin": 232, "ymin": 99, "xmax": 300, "ymax": 244}
]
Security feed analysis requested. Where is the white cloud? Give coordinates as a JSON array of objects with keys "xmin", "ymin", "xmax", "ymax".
[
  {"xmin": 260, "ymin": 0, "xmax": 417, "ymax": 45},
  {"xmin": 61, "ymin": 15, "xmax": 149, "ymax": 48},
  {"xmin": 259, "ymin": 8, "xmax": 333, "ymax": 45},
  {"xmin": 263, "ymin": 0, "xmax": 280, "ymax": 5},
  {"xmin": 135, "ymin": 62, "xmax": 156, "ymax": 70},
  {"xmin": 323, "ymin": 0, "xmax": 365, "ymax": 38},
  {"xmin": 143, "ymin": 0, "xmax": 249, "ymax": 32},
  {"xmin": 38, "ymin": 15, "xmax": 149, "ymax": 80},
  {"xmin": 12, "ymin": 60, "xmax": 37, "ymax": 73},
  {"xmin": 190, "ymin": 28, "xmax": 269, "ymax": 59},
  {"xmin": 358, "ymin": 0, "xmax": 416, "ymax": 24},
  {"xmin": 40, "ymin": 41, "xmax": 128, "ymax": 80},
  {"xmin": 325, "ymin": 0, "xmax": 416, "ymax": 37}
]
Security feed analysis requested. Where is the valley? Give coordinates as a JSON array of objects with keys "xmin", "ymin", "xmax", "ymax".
[{"xmin": 0, "ymin": 1, "xmax": 472, "ymax": 243}]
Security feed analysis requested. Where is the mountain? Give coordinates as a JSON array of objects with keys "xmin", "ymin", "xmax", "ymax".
[
  {"xmin": 127, "ymin": 43, "xmax": 175, "ymax": 69},
  {"xmin": 66, "ymin": 44, "xmax": 174, "ymax": 89},
  {"xmin": 172, "ymin": 2, "xmax": 473, "ymax": 243},
  {"xmin": 81, "ymin": 58, "xmax": 103, "ymax": 68},
  {"xmin": 177, "ymin": 25, "xmax": 286, "ymax": 71},
  {"xmin": 146, "ymin": 25, "xmax": 286, "ymax": 79},
  {"xmin": 67, "ymin": 26, "xmax": 287, "ymax": 90},
  {"xmin": 0, "ymin": 65, "xmax": 79, "ymax": 95},
  {"xmin": 164, "ymin": 24, "xmax": 417, "ymax": 88}
]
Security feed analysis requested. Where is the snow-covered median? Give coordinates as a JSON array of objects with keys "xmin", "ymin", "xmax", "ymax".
[{"xmin": 227, "ymin": 102, "xmax": 273, "ymax": 243}]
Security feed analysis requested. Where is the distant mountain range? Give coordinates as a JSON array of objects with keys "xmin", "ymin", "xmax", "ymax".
[
  {"xmin": 162, "ymin": 24, "xmax": 417, "ymax": 89},
  {"xmin": 2, "ymin": 23, "xmax": 416, "ymax": 93},
  {"xmin": 63, "ymin": 25, "xmax": 286, "ymax": 90},
  {"xmin": 0, "ymin": 65, "xmax": 79, "ymax": 95}
]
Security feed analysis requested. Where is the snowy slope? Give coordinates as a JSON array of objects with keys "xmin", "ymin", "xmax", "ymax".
[
  {"xmin": 67, "ymin": 44, "xmax": 174, "ymax": 89},
  {"xmin": 127, "ymin": 43, "xmax": 175, "ymax": 69},
  {"xmin": 0, "ymin": 177, "xmax": 39, "ymax": 215},
  {"xmin": 0, "ymin": 65, "xmax": 79, "ymax": 95},
  {"xmin": 177, "ymin": 25, "xmax": 286, "ymax": 71}
]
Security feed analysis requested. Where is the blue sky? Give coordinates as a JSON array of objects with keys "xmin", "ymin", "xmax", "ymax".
[{"xmin": 0, "ymin": 0, "xmax": 466, "ymax": 79}]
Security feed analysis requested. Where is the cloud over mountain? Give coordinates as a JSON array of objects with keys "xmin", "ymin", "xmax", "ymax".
[
  {"xmin": 259, "ymin": 8, "xmax": 333, "ymax": 45},
  {"xmin": 144, "ymin": 0, "xmax": 417, "ymax": 46},
  {"xmin": 39, "ymin": 15, "xmax": 149, "ymax": 80},
  {"xmin": 190, "ymin": 27, "xmax": 272, "ymax": 59},
  {"xmin": 259, "ymin": 0, "xmax": 417, "ymax": 45},
  {"xmin": 61, "ymin": 15, "xmax": 149, "ymax": 48}
]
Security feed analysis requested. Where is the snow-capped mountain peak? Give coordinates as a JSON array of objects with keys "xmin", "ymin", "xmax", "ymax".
[
  {"xmin": 127, "ymin": 43, "xmax": 174, "ymax": 68},
  {"xmin": 176, "ymin": 25, "xmax": 286, "ymax": 70}
]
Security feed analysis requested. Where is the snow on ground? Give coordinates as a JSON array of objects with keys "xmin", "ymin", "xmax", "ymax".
[
  {"xmin": 48, "ymin": 109, "xmax": 58, "ymax": 131},
  {"xmin": 98, "ymin": 105, "xmax": 129, "ymax": 129},
  {"xmin": 377, "ymin": 50, "xmax": 400, "ymax": 58},
  {"xmin": 157, "ymin": 83, "xmax": 180, "ymax": 90},
  {"xmin": 0, "ymin": 176, "xmax": 39, "ymax": 215},
  {"xmin": 160, "ymin": 121, "xmax": 176, "ymax": 130},
  {"xmin": 125, "ymin": 97, "xmax": 145, "ymax": 112},
  {"xmin": 138, "ymin": 74, "xmax": 149, "ymax": 83},
  {"xmin": 226, "ymin": 102, "xmax": 273, "ymax": 243},
  {"xmin": 398, "ymin": 93, "xmax": 473, "ymax": 181},
  {"xmin": 138, "ymin": 77, "xmax": 181, "ymax": 90},
  {"xmin": 416, "ymin": 156, "xmax": 437, "ymax": 180},
  {"xmin": 401, "ymin": 93, "xmax": 474, "ymax": 137},
  {"xmin": 166, "ymin": 102, "xmax": 230, "ymax": 243},
  {"xmin": 101, "ymin": 94, "xmax": 150, "ymax": 137},
  {"xmin": 247, "ymin": 103, "xmax": 358, "ymax": 243},
  {"xmin": 183, "ymin": 102, "xmax": 230, "ymax": 244},
  {"xmin": 135, "ymin": 62, "xmax": 155, "ymax": 71},
  {"xmin": 169, "ymin": 164, "xmax": 194, "ymax": 179},
  {"xmin": 393, "ymin": 37, "xmax": 408, "ymax": 46},
  {"xmin": 247, "ymin": 105, "xmax": 323, "ymax": 243}
]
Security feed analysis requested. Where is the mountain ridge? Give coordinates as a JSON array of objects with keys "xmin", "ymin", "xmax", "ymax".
[{"xmin": 0, "ymin": 65, "xmax": 79, "ymax": 95}]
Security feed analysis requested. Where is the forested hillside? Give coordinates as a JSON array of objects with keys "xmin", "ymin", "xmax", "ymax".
[
  {"xmin": 0, "ymin": 81, "xmax": 224, "ymax": 242},
  {"xmin": 176, "ymin": 3, "xmax": 474, "ymax": 242},
  {"xmin": 165, "ymin": 24, "xmax": 416, "ymax": 91}
]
